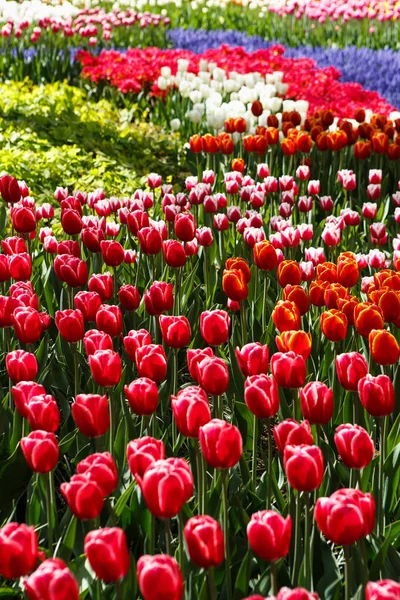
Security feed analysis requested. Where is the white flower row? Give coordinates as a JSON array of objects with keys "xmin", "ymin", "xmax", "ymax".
[{"xmin": 0, "ymin": 0, "xmax": 80, "ymax": 24}]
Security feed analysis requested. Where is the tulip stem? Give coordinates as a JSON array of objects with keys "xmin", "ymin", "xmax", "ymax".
[
  {"xmin": 194, "ymin": 440, "xmax": 203, "ymax": 514},
  {"xmin": 164, "ymin": 519, "xmax": 172, "ymax": 555},
  {"xmin": 266, "ymin": 419, "xmax": 273, "ymax": 510},
  {"xmin": 240, "ymin": 301, "xmax": 247, "ymax": 347},
  {"xmin": 221, "ymin": 470, "xmax": 232, "ymax": 600},
  {"xmin": 378, "ymin": 416, "xmax": 387, "ymax": 536},
  {"xmin": 178, "ymin": 511, "xmax": 185, "ymax": 570},
  {"xmin": 207, "ymin": 568, "xmax": 217, "ymax": 600},
  {"xmin": 44, "ymin": 471, "xmax": 53, "ymax": 554},
  {"xmin": 116, "ymin": 581, "xmax": 123, "ymax": 600},
  {"xmin": 172, "ymin": 349, "xmax": 178, "ymax": 450},
  {"xmin": 271, "ymin": 562, "xmax": 278, "ymax": 596},
  {"xmin": 304, "ymin": 492, "xmax": 312, "ymax": 591},
  {"xmin": 262, "ymin": 274, "xmax": 268, "ymax": 336},
  {"xmin": 344, "ymin": 545, "xmax": 351, "ymax": 600},
  {"xmin": 73, "ymin": 343, "xmax": 79, "ymax": 398},
  {"xmin": 108, "ymin": 389, "xmax": 114, "ymax": 456},
  {"xmin": 252, "ymin": 414, "xmax": 258, "ymax": 490},
  {"xmin": 292, "ymin": 490, "xmax": 301, "ymax": 583},
  {"xmin": 97, "ymin": 579, "xmax": 103, "ymax": 600}
]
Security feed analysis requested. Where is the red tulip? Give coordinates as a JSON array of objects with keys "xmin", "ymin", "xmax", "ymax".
[
  {"xmin": 88, "ymin": 272, "xmax": 113, "ymax": 301},
  {"xmin": 184, "ymin": 516, "xmax": 224, "ymax": 568},
  {"xmin": 276, "ymin": 588, "xmax": 318, "ymax": 600},
  {"xmin": 84, "ymin": 528, "xmax": 130, "ymax": 583},
  {"xmin": 186, "ymin": 347, "xmax": 214, "ymax": 382},
  {"xmin": 9, "ymin": 253, "xmax": 32, "ymax": 281},
  {"xmin": 74, "ymin": 291, "xmax": 102, "ymax": 322},
  {"xmin": 55, "ymin": 309, "xmax": 85, "ymax": 343},
  {"xmin": 366, "ymin": 580, "xmax": 400, "ymax": 600},
  {"xmin": 336, "ymin": 352, "xmax": 369, "ymax": 391},
  {"xmin": 0, "ymin": 174, "xmax": 21, "ymax": 204},
  {"xmin": 81, "ymin": 227, "xmax": 105, "ymax": 253},
  {"xmin": 244, "ymin": 374, "xmax": 279, "ymax": 418},
  {"xmin": 100, "ymin": 240, "xmax": 124, "ymax": 266},
  {"xmin": 159, "ymin": 315, "xmax": 191, "ymax": 348},
  {"xmin": 21, "ymin": 430, "xmax": 59, "ymax": 473},
  {"xmin": 126, "ymin": 436, "xmax": 165, "ymax": 480},
  {"xmin": 199, "ymin": 419, "xmax": 242, "ymax": 469},
  {"xmin": 171, "ymin": 386, "xmax": 211, "ymax": 438},
  {"xmin": 270, "ymin": 351, "xmax": 306, "ymax": 388},
  {"xmin": 6, "ymin": 350, "xmax": 38, "ymax": 383},
  {"xmin": 140, "ymin": 458, "xmax": 193, "ymax": 518},
  {"xmin": 144, "ymin": 281, "xmax": 174, "ymax": 316},
  {"xmin": 334, "ymin": 424, "xmax": 374, "ymax": 469},
  {"xmin": 96, "ymin": 305, "xmax": 123, "ymax": 337},
  {"xmin": 25, "ymin": 558, "xmax": 79, "ymax": 600},
  {"xmin": 358, "ymin": 374, "xmax": 395, "ymax": 417},
  {"xmin": 273, "ymin": 419, "xmax": 314, "ymax": 455},
  {"xmin": 200, "ymin": 310, "xmax": 230, "ymax": 346},
  {"xmin": 60, "ymin": 474, "xmax": 104, "ymax": 520},
  {"xmin": 196, "ymin": 356, "xmax": 229, "ymax": 396},
  {"xmin": 2, "ymin": 236, "xmax": 27, "ymax": 255},
  {"xmin": 72, "ymin": 394, "xmax": 110, "ymax": 437},
  {"xmin": 315, "ymin": 488, "xmax": 375, "ymax": 545},
  {"xmin": 54, "ymin": 255, "xmax": 88, "ymax": 288},
  {"xmin": 123, "ymin": 329, "xmax": 152, "ymax": 363},
  {"xmin": 136, "ymin": 344, "xmax": 167, "ymax": 383},
  {"xmin": 0, "ymin": 255, "xmax": 10, "ymax": 282},
  {"xmin": 137, "ymin": 555, "xmax": 184, "ymax": 600},
  {"xmin": 118, "ymin": 284, "xmax": 140, "ymax": 311},
  {"xmin": 125, "ymin": 378, "xmax": 158, "ymax": 415},
  {"xmin": 247, "ymin": 510, "xmax": 292, "ymax": 562},
  {"xmin": 138, "ymin": 227, "xmax": 163, "ymax": 256},
  {"xmin": 88, "ymin": 350, "xmax": 122, "ymax": 387},
  {"xmin": 25, "ymin": 394, "xmax": 60, "ymax": 432},
  {"xmin": 12, "ymin": 307, "xmax": 43, "ymax": 344},
  {"xmin": 0, "ymin": 523, "xmax": 39, "ymax": 579},
  {"xmin": 11, "ymin": 206, "xmax": 36, "ymax": 234},
  {"xmin": 12, "ymin": 381, "xmax": 46, "ymax": 418},
  {"xmin": 83, "ymin": 330, "xmax": 113, "ymax": 356},
  {"xmin": 163, "ymin": 239, "xmax": 187, "ymax": 268},
  {"xmin": 77, "ymin": 452, "xmax": 118, "ymax": 497},
  {"xmin": 284, "ymin": 444, "xmax": 324, "ymax": 491},
  {"xmin": 175, "ymin": 212, "xmax": 196, "ymax": 242},
  {"xmin": 236, "ymin": 342, "xmax": 269, "ymax": 376},
  {"xmin": 61, "ymin": 209, "xmax": 82, "ymax": 235},
  {"xmin": 299, "ymin": 382, "xmax": 334, "ymax": 424}
]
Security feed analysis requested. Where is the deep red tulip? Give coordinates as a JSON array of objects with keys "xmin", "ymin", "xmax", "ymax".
[
  {"xmin": 60, "ymin": 474, "xmax": 104, "ymax": 520},
  {"xmin": 186, "ymin": 347, "xmax": 214, "ymax": 383},
  {"xmin": 196, "ymin": 356, "xmax": 229, "ymax": 396},
  {"xmin": 74, "ymin": 291, "xmax": 102, "ymax": 322},
  {"xmin": 244, "ymin": 374, "xmax": 279, "ymax": 418},
  {"xmin": 81, "ymin": 227, "xmax": 105, "ymax": 253},
  {"xmin": 25, "ymin": 394, "xmax": 60, "ymax": 432},
  {"xmin": 0, "ymin": 174, "xmax": 21, "ymax": 204},
  {"xmin": 143, "ymin": 281, "xmax": 173, "ymax": 316},
  {"xmin": 127, "ymin": 210, "xmax": 149, "ymax": 236},
  {"xmin": 25, "ymin": 558, "xmax": 79, "ymax": 600},
  {"xmin": 9, "ymin": 253, "xmax": 32, "ymax": 281},
  {"xmin": 184, "ymin": 516, "xmax": 224, "ymax": 568},
  {"xmin": 171, "ymin": 386, "xmax": 211, "ymax": 438},
  {"xmin": 273, "ymin": 419, "xmax": 314, "ymax": 455},
  {"xmin": 299, "ymin": 382, "xmax": 334, "ymax": 424},
  {"xmin": 0, "ymin": 255, "xmax": 10, "ymax": 282},
  {"xmin": 138, "ymin": 227, "xmax": 163, "ymax": 255},
  {"xmin": 270, "ymin": 351, "xmax": 306, "ymax": 388},
  {"xmin": 57, "ymin": 239, "xmax": 80, "ymax": 258},
  {"xmin": 123, "ymin": 329, "xmax": 152, "ymax": 362},
  {"xmin": 284, "ymin": 444, "xmax": 324, "ymax": 491},
  {"xmin": 55, "ymin": 309, "xmax": 85, "ymax": 343},
  {"xmin": 200, "ymin": 310, "xmax": 230, "ymax": 346},
  {"xmin": 126, "ymin": 437, "xmax": 165, "ymax": 480},
  {"xmin": 336, "ymin": 352, "xmax": 369, "ymax": 391},
  {"xmin": 54, "ymin": 255, "xmax": 88, "ymax": 288},
  {"xmin": 358, "ymin": 374, "xmax": 395, "ymax": 417},
  {"xmin": 88, "ymin": 272, "xmax": 113, "ymax": 301},
  {"xmin": 199, "ymin": 419, "xmax": 242, "ymax": 469},
  {"xmin": 163, "ymin": 239, "xmax": 187, "ymax": 268},
  {"xmin": 2, "ymin": 236, "xmax": 27, "ymax": 255},
  {"xmin": 135, "ymin": 344, "xmax": 167, "ymax": 383},
  {"xmin": 141, "ymin": 458, "xmax": 193, "ymax": 518},
  {"xmin": 315, "ymin": 488, "xmax": 375, "ymax": 545},
  {"xmin": 84, "ymin": 528, "xmax": 130, "ymax": 583},
  {"xmin": 236, "ymin": 342, "xmax": 269, "ymax": 376},
  {"xmin": 83, "ymin": 330, "xmax": 113, "ymax": 356},
  {"xmin": 366, "ymin": 580, "xmax": 400, "ymax": 600},
  {"xmin": 96, "ymin": 305, "xmax": 123, "ymax": 337},
  {"xmin": 61, "ymin": 209, "xmax": 82, "ymax": 235},
  {"xmin": 88, "ymin": 350, "xmax": 122, "ymax": 387},
  {"xmin": 334, "ymin": 424, "xmax": 374, "ymax": 469},
  {"xmin": 12, "ymin": 381, "xmax": 46, "ymax": 418},
  {"xmin": 0, "ymin": 523, "xmax": 39, "ymax": 579},
  {"xmin": 118, "ymin": 284, "xmax": 140, "ymax": 311},
  {"xmin": 137, "ymin": 554, "xmax": 184, "ymax": 600},
  {"xmin": 72, "ymin": 394, "xmax": 110, "ymax": 437},
  {"xmin": 159, "ymin": 315, "xmax": 191, "ymax": 348},
  {"xmin": 77, "ymin": 452, "xmax": 118, "ymax": 497},
  {"xmin": 6, "ymin": 350, "xmax": 38, "ymax": 383},
  {"xmin": 125, "ymin": 378, "xmax": 158, "ymax": 415},
  {"xmin": 100, "ymin": 240, "xmax": 124, "ymax": 266},
  {"xmin": 247, "ymin": 510, "xmax": 292, "ymax": 562},
  {"xmin": 11, "ymin": 206, "xmax": 36, "ymax": 234},
  {"xmin": 175, "ymin": 213, "xmax": 196, "ymax": 242},
  {"xmin": 12, "ymin": 307, "xmax": 43, "ymax": 344},
  {"xmin": 21, "ymin": 430, "xmax": 59, "ymax": 473}
]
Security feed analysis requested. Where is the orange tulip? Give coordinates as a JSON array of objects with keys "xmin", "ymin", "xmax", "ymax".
[
  {"xmin": 275, "ymin": 330, "xmax": 312, "ymax": 360},
  {"xmin": 373, "ymin": 269, "xmax": 400, "ymax": 291},
  {"xmin": 225, "ymin": 257, "xmax": 251, "ymax": 283},
  {"xmin": 277, "ymin": 260, "xmax": 302, "ymax": 288},
  {"xmin": 283, "ymin": 285, "xmax": 310, "ymax": 315},
  {"xmin": 324, "ymin": 283, "xmax": 349, "ymax": 309},
  {"xmin": 320, "ymin": 309, "xmax": 348, "ymax": 342},
  {"xmin": 253, "ymin": 240, "xmax": 278, "ymax": 272},
  {"xmin": 309, "ymin": 280, "xmax": 330, "ymax": 307},
  {"xmin": 337, "ymin": 257, "xmax": 359, "ymax": 288},
  {"xmin": 272, "ymin": 300, "xmax": 301, "ymax": 333},
  {"xmin": 316, "ymin": 262, "xmax": 338, "ymax": 283},
  {"xmin": 222, "ymin": 269, "xmax": 248, "ymax": 302},
  {"xmin": 369, "ymin": 288, "xmax": 400, "ymax": 323},
  {"xmin": 354, "ymin": 302, "xmax": 384, "ymax": 338},
  {"xmin": 369, "ymin": 329, "xmax": 400, "ymax": 365},
  {"xmin": 337, "ymin": 296, "xmax": 359, "ymax": 326}
]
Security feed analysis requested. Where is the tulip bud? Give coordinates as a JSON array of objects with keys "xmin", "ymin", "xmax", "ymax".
[
  {"xmin": 284, "ymin": 444, "xmax": 324, "ymax": 491},
  {"xmin": 199, "ymin": 419, "xmax": 242, "ymax": 469},
  {"xmin": 72, "ymin": 394, "xmax": 110, "ymax": 437},
  {"xmin": 200, "ymin": 310, "xmax": 230, "ymax": 346},
  {"xmin": 334, "ymin": 424, "xmax": 374, "ymax": 469},
  {"xmin": 184, "ymin": 516, "xmax": 224, "ymax": 568},
  {"xmin": 247, "ymin": 510, "xmax": 292, "ymax": 562}
]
